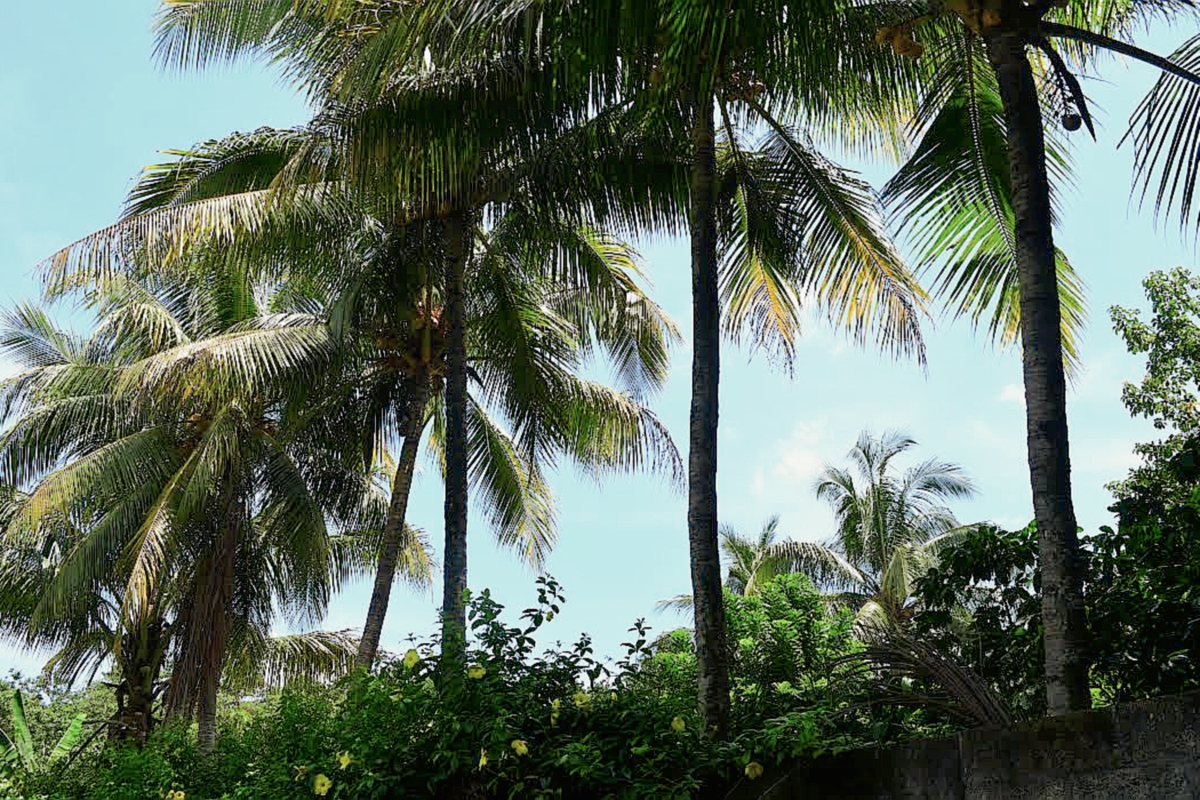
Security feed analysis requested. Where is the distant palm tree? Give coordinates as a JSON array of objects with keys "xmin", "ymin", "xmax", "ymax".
[
  {"xmin": 797, "ymin": 430, "xmax": 979, "ymax": 626},
  {"xmin": 0, "ymin": 274, "xmax": 430, "ymax": 749},
  {"xmin": 657, "ymin": 516, "xmax": 812, "ymax": 611}
]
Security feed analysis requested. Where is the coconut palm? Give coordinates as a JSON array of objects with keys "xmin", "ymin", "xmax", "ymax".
[
  {"xmin": 44, "ymin": 115, "xmax": 685, "ymax": 672},
  {"xmin": 656, "ymin": 516, "xmax": 813, "ymax": 611},
  {"xmin": 0, "ymin": 271, "xmax": 430, "ymax": 748},
  {"xmin": 390, "ymin": 0, "xmax": 937, "ymax": 737},
  {"xmin": 863, "ymin": 0, "xmax": 1200, "ymax": 715},
  {"xmin": 780, "ymin": 430, "xmax": 979, "ymax": 627},
  {"xmin": 83, "ymin": 1, "xmax": 699, "ymax": 671}
]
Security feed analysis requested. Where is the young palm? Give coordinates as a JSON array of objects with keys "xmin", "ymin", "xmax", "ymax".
[
  {"xmin": 789, "ymin": 430, "xmax": 979, "ymax": 627},
  {"xmin": 656, "ymin": 516, "xmax": 815, "ymax": 611}
]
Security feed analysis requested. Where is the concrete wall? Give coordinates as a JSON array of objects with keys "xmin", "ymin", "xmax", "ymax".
[{"xmin": 741, "ymin": 692, "xmax": 1200, "ymax": 799}]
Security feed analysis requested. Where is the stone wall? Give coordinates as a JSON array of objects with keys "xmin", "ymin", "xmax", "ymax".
[{"xmin": 738, "ymin": 692, "xmax": 1200, "ymax": 799}]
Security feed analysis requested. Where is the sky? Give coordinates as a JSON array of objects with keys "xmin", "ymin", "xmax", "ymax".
[{"xmin": 0, "ymin": 3, "xmax": 1196, "ymax": 677}]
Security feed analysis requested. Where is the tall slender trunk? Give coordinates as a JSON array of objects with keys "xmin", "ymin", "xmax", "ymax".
[
  {"xmin": 440, "ymin": 212, "xmax": 471, "ymax": 671},
  {"xmin": 197, "ymin": 518, "xmax": 237, "ymax": 753},
  {"xmin": 687, "ymin": 93, "xmax": 730, "ymax": 738},
  {"xmin": 357, "ymin": 378, "xmax": 430, "ymax": 668},
  {"xmin": 987, "ymin": 32, "xmax": 1090, "ymax": 715}
]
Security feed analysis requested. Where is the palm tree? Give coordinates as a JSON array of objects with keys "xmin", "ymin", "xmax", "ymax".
[
  {"xmin": 44, "ymin": 112, "xmax": 685, "ymax": 673},
  {"xmin": 867, "ymin": 0, "xmax": 1200, "ymax": 715},
  {"xmin": 0, "ymin": 271, "xmax": 430, "ymax": 748},
  {"xmin": 656, "ymin": 516, "xmax": 812, "ymax": 611},
  {"xmin": 132, "ymin": 1, "xmax": 700, "ymax": 672},
  {"xmin": 260, "ymin": 0, "xmax": 936, "ymax": 736},
  {"xmin": 785, "ymin": 430, "xmax": 979, "ymax": 626}
]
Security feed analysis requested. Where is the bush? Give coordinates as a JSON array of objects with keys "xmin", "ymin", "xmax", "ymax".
[{"xmin": 31, "ymin": 576, "xmax": 956, "ymax": 799}]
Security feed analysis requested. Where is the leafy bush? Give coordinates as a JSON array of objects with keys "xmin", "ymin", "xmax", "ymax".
[
  {"xmin": 33, "ymin": 576, "xmax": 939, "ymax": 799},
  {"xmin": 914, "ymin": 506, "xmax": 1200, "ymax": 715}
]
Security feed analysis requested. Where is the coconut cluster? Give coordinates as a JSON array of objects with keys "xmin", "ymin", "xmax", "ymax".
[{"xmin": 875, "ymin": 24, "xmax": 924, "ymax": 59}]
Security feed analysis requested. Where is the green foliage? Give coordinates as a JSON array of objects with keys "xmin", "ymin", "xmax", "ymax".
[
  {"xmin": 0, "ymin": 687, "xmax": 89, "ymax": 797},
  {"xmin": 914, "ymin": 512, "xmax": 1200, "ymax": 716},
  {"xmin": 28, "ymin": 578, "xmax": 956, "ymax": 799},
  {"xmin": 1110, "ymin": 267, "xmax": 1200, "ymax": 503},
  {"xmin": 724, "ymin": 574, "xmax": 856, "ymax": 727},
  {"xmin": 912, "ymin": 523, "xmax": 1046, "ymax": 719}
]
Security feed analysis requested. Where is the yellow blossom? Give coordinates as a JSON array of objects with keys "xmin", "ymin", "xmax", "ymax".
[
  {"xmin": 745, "ymin": 762, "xmax": 764, "ymax": 780},
  {"xmin": 468, "ymin": 665, "xmax": 487, "ymax": 680},
  {"xmin": 313, "ymin": 774, "xmax": 333, "ymax": 796},
  {"xmin": 609, "ymin": 692, "xmax": 618, "ymax": 702},
  {"xmin": 511, "ymin": 739, "xmax": 529, "ymax": 757},
  {"xmin": 670, "ymin": 716, "xmax": 686, "ymax": 733},
  {"xmin": 478, "ymin": 749, "xmax": 489, "ymax": 768},
  {"xmin": 402, "ymin": 649, "xmax": 420, "ymax": 670},
  {"xmin": 572, "ymin": 692, "xmax": 590, "ymax": 708},
  {"xmin": 337, "ymin": 751, "xmax": 354, "ymax": 770},
  {"xmin": 551, "ymin": 698, "xmax": 562, "ymax": 711}
]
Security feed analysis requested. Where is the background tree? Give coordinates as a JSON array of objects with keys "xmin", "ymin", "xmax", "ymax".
[
  {"xmin": 0, "ymin": 271, "xmax": 421, "ymax": 747},
  {"xmin": 788, "ymin": 430, "xmax": 979, "ymax": 626}
]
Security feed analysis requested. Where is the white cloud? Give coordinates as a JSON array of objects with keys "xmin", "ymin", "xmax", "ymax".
[
  {"xmin": 998, "ymin": 383, "xmax": 1024, "ymax": 404},
  {"xmin": 773, "ymin": 419, "xmax": 827, "ymax": 485}
]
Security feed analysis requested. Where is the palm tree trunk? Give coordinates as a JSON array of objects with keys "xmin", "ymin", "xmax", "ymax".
[
  {"xmin": 114, "ymin": 617, "xmax": 165, "ymax": 747},
  {"xmin": 198, "ymin": 510, "xmax": 239, "ymax": 753},
  {"xmin": 197, "ymin": 681, "xmax": 218, "ymax": 753},
  {"xmin": 357, "ymin": 378, "xmax": 430, "ymax": 668},
  {"xmin": 440, "ymin": 212, "xmax": 471, "ymax": 671},
  {"xmin": 687, "ymin": 92, "xmax": 730, "ymax": 738},
  {"xmin": 986, "ymin": 32, "xmax": 1090, "ymax": 716}
]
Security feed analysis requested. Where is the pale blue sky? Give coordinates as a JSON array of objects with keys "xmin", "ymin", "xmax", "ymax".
[{"xmin": 0, "ymin": 3, "xmax": 1194, "ymax": 676}]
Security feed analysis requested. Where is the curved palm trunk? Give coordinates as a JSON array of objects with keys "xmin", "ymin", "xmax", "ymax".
[
  {"xmin": 986, "ymin": 32, "xmax": 1090, "ymax": 715},
  {"xmin": 687, "ymin": 93, "xmax": 730, "ymax": 739},
  {"xmin": 357, "ymin": 379, "xmax": 431, "ymax": 668},
  {"xmin": 440, "ymin": 212, "xmax": 471, "ymax": 671}
]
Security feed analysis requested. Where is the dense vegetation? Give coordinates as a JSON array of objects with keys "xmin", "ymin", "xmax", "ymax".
[{"xmin": 6, "ymin": 0, "xmax": 1200, "ymax": 796}]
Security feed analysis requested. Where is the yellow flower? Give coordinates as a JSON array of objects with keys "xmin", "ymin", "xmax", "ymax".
[
  {"xmin": 468, "ymin": 665, "xmax": 487, "ymax": 680},
  {"xmin": 609, "ymin": 692, "xmax": 618, "ymax": 702},
  {"xmin": 551, "ymin": 698, "xmax": 562, "ymax": 711},
  {"xmin": 670, "ymin": 716, "xmax": 686, "ymax": 733},
  {"xmin": 337, "ymin": 751, "xmax": 354, "ymax": 770},
  {"xmin": 572, "ymin": 692, "xmax": 590, "ymax": 709},
  {"xmin": 402, "ymin": 648, "xmax": 420, "ymax": 670},
  {"xmin": 511, "ymin": 739, "xmax": 529, "ymax": 756},
  {"xmin": 313, "ymin": 773, "xmax": 333, "ymax": 796},
  {"xmin": 745, "ymin": 762, "xmax": 764, "ymax": 780},
  {"xmin": 478, "ymin": 748, "xmax": 489, "ymax": 768}
]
